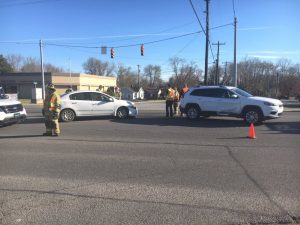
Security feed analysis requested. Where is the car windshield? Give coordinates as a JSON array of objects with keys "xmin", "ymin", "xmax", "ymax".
[{"xmin": 232, "ymin": 88, "xmax": 253, "ymax": 97}]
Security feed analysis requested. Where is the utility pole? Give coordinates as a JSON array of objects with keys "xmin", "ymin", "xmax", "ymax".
[
  {"xmin": 276, "ymin": 72, "xmax": 279, "ymax": 97},
  {"xmin": 39, "ymin": 39, "xmax": 45, "ymax": 100},
  {"xmin": 204, "ymin": 0, "xmax": 210, "ymax": 86},
  {"xmin": 137, "ymin": 65, "xmax": 141, "ymax": 89},
  {"xmin": 212, "ymin": 41, "xmax": 225, "ymax": 85},
  {"xmin": 222, "ymin": 61, "xmax": 231, "ymax": 85},
  {"xmin": 233, "ymin": 17, "xmax": 238, "ymax": 87}
]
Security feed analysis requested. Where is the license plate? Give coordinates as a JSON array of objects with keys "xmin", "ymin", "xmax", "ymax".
[{"xmin": 14, "ymin": 113, "xmax": 21, "ymax": 118}]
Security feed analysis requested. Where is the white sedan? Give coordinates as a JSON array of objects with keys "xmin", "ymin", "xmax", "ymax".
[{"xmin": 59, "ymin": 91, "xmax": 138, "ymax": 122}]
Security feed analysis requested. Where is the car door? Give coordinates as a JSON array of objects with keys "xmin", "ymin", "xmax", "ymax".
[
  {"xmin": 217, "ymin": 89, "xmax": 241, "ymax": 115},
  {"xmin": 90, "ymin": 92, "xmax": 115, "ymax": 116},
  {"xmin": 68, "ymin": 92, "xmax": 93, "ymax": 116},
  {"xmin": 190, "ymin": 88, "xmax": 220, "ymax": 112}
]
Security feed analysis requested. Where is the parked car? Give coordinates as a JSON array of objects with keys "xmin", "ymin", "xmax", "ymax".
[
  {"xmin": 179, "ymin": 86, "xmax": 284, "ymax": 124},
  {"xmin": 59, "ymin": 91, "xmax": 138, "ymax": 122},
  {"xmin": 0, "ymin": 94, "xmax": 27, "ymax": 125}
]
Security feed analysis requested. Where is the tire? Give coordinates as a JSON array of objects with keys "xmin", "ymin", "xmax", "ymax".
[
  {"xmin": 60, "ymin": 109, "xmax": 76, "ymax": 122},
  {"xmin": 186, "ymin": 105, "xmax": 200, "ymax": 120},
  {"xmin": 243, "ymin": 108, "xmax": 262, "ymax": 124},
  {"xmin": 116, "ymin": 107, "xmax": 129, "ymax": 119}
]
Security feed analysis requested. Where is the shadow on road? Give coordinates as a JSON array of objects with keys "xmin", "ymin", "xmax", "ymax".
[
  {"xmin": 21, "ymin": 117, "xmax": 44, "ymax": 124},
  {"xmin": 110, "ymin": 116, "xmax": 249, "ymax": 128},
  {"xmin": 265, "ymin": 121, "xmax": 300, "ymax": 134},
  {"xmin": 0, "ymin": 134, "xmax": 44, "ymax": 139}
]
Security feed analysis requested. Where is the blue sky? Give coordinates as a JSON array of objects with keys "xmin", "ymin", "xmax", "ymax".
[{"xmin": 1, "ymin": 0, "xmax": 299, "ymax": 80}]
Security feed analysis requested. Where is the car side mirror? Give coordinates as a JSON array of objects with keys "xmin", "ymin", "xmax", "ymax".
[
  {"xmin": 231, "ymin": 94, "xmax": 239, "ymax": 99},
  {"xmin": 109, "ymin": 97, "xmax": 114, "ymax": 102}
]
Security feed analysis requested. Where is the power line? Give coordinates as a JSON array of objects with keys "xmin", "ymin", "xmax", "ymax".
[
  {"xmin": 188, "ymin": 0, "xmax": 215, "ymax": 61},
  {"xmin": 0, "ymin": 0, "xmax": 61, "ymax": 7},
  {"xmin": 0, "ymin": 23, "xmax": 232, "ymax": 46},
  {"xmin": 188, "ymin": 0, "xmax": 206, "ymax": 36}
]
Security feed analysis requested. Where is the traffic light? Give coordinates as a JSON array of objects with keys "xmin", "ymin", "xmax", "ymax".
[
  {"xmin": 110, "ymin": 48, "xmax": 115, "ymax": 59},
  {"xmin": 140, "ymin": 44, "xmax": 144, "ymax": 56}
]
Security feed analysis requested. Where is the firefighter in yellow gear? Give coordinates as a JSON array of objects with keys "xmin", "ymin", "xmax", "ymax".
[
  {"xmin": 42, "ymin": 83, "xmax": 61, "ymax": 136},
  {"xmin": 166, "ymin": 84, "xmax": 175, "ymax": 117}
]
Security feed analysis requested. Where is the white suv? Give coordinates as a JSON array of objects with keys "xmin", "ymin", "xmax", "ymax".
[
  {"xmin": 180, "ymin": 86, "xmax": 284, "ymax": 124},
  {"xmin": 0, "ymin": 94, "xmax": 27, "ymax": 125}
]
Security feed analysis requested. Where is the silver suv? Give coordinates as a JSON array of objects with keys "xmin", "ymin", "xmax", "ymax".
[{"xmin": 179, "ymin": 86, "xmax": 284, "ymax": 124}]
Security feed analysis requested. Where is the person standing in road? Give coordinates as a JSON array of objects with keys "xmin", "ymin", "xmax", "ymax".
[
  {"xmin": 180, "ymin": 84, "xmax": 189, "ymax": 116},
  {"xmin": 166, "ymin": 84, "xmax": 175, "ymax": 117},
  {"xmin": 182, "ymin": 84, "xmax": 189, "ymax": 96},
  {"xmin": 65, "ymin": 85, "xmax": 73, "ymax": 94},
  {"xmin": 173, "ymin": 87, "xmax": 180, "ymax": 115},
  {"xmin": 42, "ymin": 83, "xmax": 61, "ymax": 136}
]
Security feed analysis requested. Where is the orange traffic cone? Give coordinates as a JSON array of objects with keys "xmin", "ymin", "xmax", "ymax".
[{"xmin": 249, "ymin": 123, "xmax": 256, "ymax": 139}]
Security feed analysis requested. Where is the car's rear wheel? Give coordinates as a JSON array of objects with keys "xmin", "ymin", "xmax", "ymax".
[
  {"xmin": 186, "ymin": 105, "xmax": 200, "ymax": 120},
  {"xmin": 116, "ymin": 107, "xmax": 129, "ymax": 119},
  {"xmin": 244, "ymin": 108, "xmax": 262, "ymax": 124},
  {"xmin": 60, "ymin": 109, "xmax": 76, "ymax": 122}
]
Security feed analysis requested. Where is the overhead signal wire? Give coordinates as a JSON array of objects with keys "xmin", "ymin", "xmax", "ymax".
[
  {"xmin": 45, "ymin": 31, "xmax": 202, "ymax": 49},
  {"xmin": 43, "ymin": 23, "xmax": 232, "ymax": 49},
  {"xmin": 0, "ymin": 23, "xmax": 233, "ymax": 53}
]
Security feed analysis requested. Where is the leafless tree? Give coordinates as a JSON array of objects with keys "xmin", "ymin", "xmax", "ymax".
[
  {"xmin": 20, "ymin": 57, "xmax": 64, "ymax": 73},
  {"xmin": 6, "ymin": 54, "xmax": 24, "ymax": 71},
  {"xmin": 169, "ymin": 57, "xmax": 203, "ymax": 88},
  {"xmin": 83, "ymin": 57, "xmax": 115, "ymax": 76},
  {"xmin": 21, "ymin": 57, "xmax": 40, "ymax": 72},
  {"xmin": 143, "ymin": 64, "xmax": 162, "ymax": 88},
  {"xmin": 116, "ymin": 65, "xmax": 137, "ymax": 87}
]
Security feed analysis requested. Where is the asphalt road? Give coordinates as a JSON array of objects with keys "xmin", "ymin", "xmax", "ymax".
[{"xmin": 0, "ymin": 102, "xmax": 299, "ymax": 225}]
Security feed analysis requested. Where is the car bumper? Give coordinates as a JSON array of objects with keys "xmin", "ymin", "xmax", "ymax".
[
  {"xmin": 0, "ymin": 111, "xmax": 27, "ymax": 124},
  {"xmin": 264, "ymin": 105, "xmax": 284, "ymax": 119}
]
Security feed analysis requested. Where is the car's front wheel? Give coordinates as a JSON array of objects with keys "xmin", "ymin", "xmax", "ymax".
[
  {"xmin": 243, "ymin": 108, "xmax": 262, "ymax": 124},
  {"xmin": 60, "ymin": 109, "xmax": 76, "ymax": 122},
  {"xmin": 186, "ymin": 105, "xmax": 200, "ymax": 120},
  {"xmin": 116, "ymin": 107, "xmax": 129, "ymax": 119}
]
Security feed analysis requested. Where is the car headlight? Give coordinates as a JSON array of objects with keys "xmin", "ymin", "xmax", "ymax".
[
  {"xmin": 264, "ymin": 102, "xmax": 276, "ymax": 106},
  {"xmin": 128, "ymin": 105, "xmax": 137, "ymax": 110},
  {"xmin": 127, "ymin": 101, "xmax": 135, "ymax": 106}
]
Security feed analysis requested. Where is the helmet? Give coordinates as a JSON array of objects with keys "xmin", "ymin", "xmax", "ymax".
[{"xmin": 47, "ymin": 83, "xmax": 55, "ymax": 90}]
